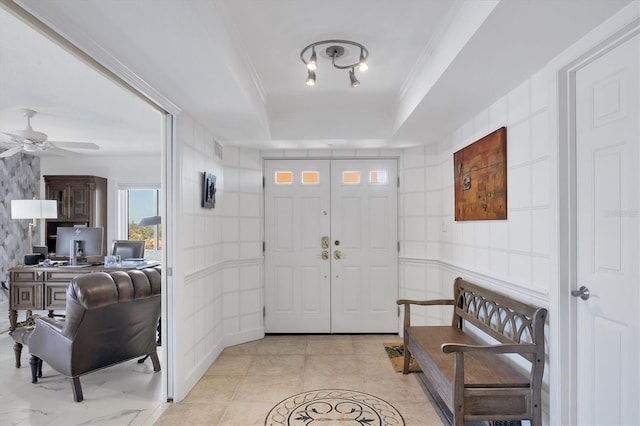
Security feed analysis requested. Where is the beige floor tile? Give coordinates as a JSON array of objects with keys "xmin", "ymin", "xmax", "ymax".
[
  {"xmin": 222, "ymin": 340, "xmax": 261, "ymax": 356},
  {"xmin": 153, "ymin": 402, "xmax": 226, "ymax": 426},
  {"xmin": 364, "ymin": 375, "xmax": 430, "ymax": 405},
  {"xmin": 183, "ymin": 375, "xmax": 243, "ymax": 403},
  {"xmin": 301, "ymin": 374, "xmax": 366, "ymax": 392},
  {"xmin": 218, "ymin": 401, "xmax": 275, "ymax": 426},
  {"xmin": 233, "ymin": 374, "xmax": 303, "ymax": 403},
  {"xmin": 256, "ymin": 337, "xmax": 307, "ymax": 355},
  {"xmin": 392, "ymin": 400, "xmax": 446, "ymax": 426},
  {"xmin": 305, "ymin": 337, "xmax": 355, "ymax": 355},
  {"xmin": 247, "ymin": 354, "xmax": 305, "ymax": 376},
  {"xmin": 205, "ymin": 354, "xmax": 253, "ymax": 376},
  {"xmin": 304, "ymin": 354, "xmax": 361, "ymax": 376}
]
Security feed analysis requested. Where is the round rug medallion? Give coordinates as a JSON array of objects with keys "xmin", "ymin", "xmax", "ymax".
[{"xmin": 265, "ymin": 389, "xmax": 405, "ymax": 426}]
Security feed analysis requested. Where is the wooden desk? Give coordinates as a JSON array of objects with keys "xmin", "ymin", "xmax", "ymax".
[{"xmin": 8, "ymin": 265, "xmax": 135, "ymax": 331}]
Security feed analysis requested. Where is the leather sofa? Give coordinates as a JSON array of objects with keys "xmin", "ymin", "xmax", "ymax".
[{"xmin": 11, "ymin": 267, "xmax": 161, "ymax": 402}]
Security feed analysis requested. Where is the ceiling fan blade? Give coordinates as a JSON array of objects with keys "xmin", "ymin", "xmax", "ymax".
[
  {"xmin": 0, "ymin": 131, "xmax": 24, "ymax": 144},
  {"xmin": 45, "ymin": 146, "xmax": 82, "ymax": 157},
  {"xmin": 0, "ymin": 146, "xmax": 25, "ymax": 158},
  {"xmin": 50, "ymin": 141, "xmax": 100, "ymax": 150}
]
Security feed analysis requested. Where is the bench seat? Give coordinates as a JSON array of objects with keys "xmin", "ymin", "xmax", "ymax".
[{"xmin": 407, "ymin": 326, "xmax": 529, "ymax": 388}]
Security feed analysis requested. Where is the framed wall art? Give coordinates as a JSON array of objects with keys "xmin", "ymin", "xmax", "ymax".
[
  {"xmin": 202, "ymin": 172, "xmax": 216, "ymax": 209},
  {"xmin": 453, "ymin": 126, "xmax": 507, "ymax": 221}
]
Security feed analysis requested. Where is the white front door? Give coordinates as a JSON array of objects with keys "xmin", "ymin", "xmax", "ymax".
[
  {"xmin": 575, "ymin": 33, "xmax": 639, "ymax": 425},
  {"xmin": 330, "ymin": 159, "xmax": 398, "ymax": 333},
  {"xmin": 264, "ymin": 159, "xmax": 398, "ymax": 333},
  {"xmin": 264, "ymin": 159, "xmax": 331, "ymax": 333}
]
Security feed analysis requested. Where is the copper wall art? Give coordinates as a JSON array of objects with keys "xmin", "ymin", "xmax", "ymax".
[{"xmin": 454, "ymin": 127, "xmax": 507, "ymax": 221}]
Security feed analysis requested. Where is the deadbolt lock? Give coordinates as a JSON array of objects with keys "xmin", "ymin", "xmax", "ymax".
[
  {"xmin": 321, "ymin": 236, "xmax": 329, "ymax": 249},
  {"xmin": 334, "ymin": 240, "xmax": 340, "ymax": 246}
]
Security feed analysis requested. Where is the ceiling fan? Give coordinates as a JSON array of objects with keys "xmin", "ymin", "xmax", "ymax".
[{"xmin": 0, "ymin": 109, "xmax": 100, "ymax": 158}]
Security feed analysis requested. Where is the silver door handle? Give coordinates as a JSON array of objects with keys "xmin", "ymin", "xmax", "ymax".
[{"xmin": 571, "ymin": 286, "xmax": 590, "ymax": 301}]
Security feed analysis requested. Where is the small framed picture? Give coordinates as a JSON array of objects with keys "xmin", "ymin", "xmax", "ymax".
[{"xmin": 202, "ymin": 172, "xmax": 216, "ymax": 209}]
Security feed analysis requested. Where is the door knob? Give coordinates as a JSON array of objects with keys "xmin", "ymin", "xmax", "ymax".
[
  {"xmin": 571, "ymin": 286, "xmax": 590, "ymax": 301},
  {"xmin": 333, "ymin": 250, "xmax": 341, "ymax": 260}
]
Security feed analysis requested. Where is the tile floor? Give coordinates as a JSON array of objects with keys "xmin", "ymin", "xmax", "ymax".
[
  {"xmin": 0, "ymin": 289, "xmax": 443, "ymax": 425},
  {"xmin": 155, "ymin": 334, "xmax": 444, "ymax": 425}
]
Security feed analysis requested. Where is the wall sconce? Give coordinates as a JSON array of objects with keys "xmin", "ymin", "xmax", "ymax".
[{"xmin": 11, "ymin": 199, "xmax": 57, "ymax": 264}]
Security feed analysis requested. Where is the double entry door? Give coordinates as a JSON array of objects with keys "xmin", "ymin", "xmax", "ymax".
[{"xmin": 264, "ymin": 159, "xmax": 398, "ymax": 333}]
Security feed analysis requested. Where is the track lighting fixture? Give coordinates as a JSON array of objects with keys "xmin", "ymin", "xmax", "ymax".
[{"xmin": 300, "ymin": 39, "xmax": 368, "ymax": 87}]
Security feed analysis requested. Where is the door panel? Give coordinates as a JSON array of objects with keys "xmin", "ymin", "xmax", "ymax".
[
  {"xmin": 265, "ymin": 158, "xmax": 398, "ymax": 333},
  {"xmin": 575, "ymin": 34, "xmax": 639, "ymax": 425},
  {"xmin": 331, "ymin": 159, "xmax": 398, "ymax": 333},
  {"xmin": 265, "ymin": 160, "xmax": 331, "ymax": 333}
]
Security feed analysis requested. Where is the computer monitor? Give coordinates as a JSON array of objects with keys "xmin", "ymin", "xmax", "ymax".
[
  {"xmin": 111, "ymin": 240, "xmax": 145, "ymax": 259},
  {"xmin": 55, "ymin": 226, "xmax": 104, "ymax": 257}
]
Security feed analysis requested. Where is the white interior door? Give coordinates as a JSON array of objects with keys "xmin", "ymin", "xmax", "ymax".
[
  {"xmin": 575, "ymin": 33, "xmax": 639, "ymax": 425},
  {"xmin": 264, "ymin": 159, "xmax": 398, "ymax": 333},
  {"xmin": 264, "ymin": 159, "xmax": 331, "ymax": 333},
  {"xmin": 331, "ymin": 159, "xmax": 398, "ymax": 333}
]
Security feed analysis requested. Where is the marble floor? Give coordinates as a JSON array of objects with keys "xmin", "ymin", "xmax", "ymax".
[{"xmin": 0, "ymin": 289, "xmax": 443, "ymax": 425}]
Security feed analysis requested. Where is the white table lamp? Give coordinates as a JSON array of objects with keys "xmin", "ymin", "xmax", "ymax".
[{"xmin": 11, "ymin": 199, "xmax": 58, "ymax": 264}]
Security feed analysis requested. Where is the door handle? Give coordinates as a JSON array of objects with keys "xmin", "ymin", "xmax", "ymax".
[
  {"xmin": 571, "ymin": 286, "xmax": 590, "ymax": 301},
  {"xmin": 321, "ymin": 236, "xmax": 329, "ymax": 249},
  {"xmin": 320, "ymin": 250, "xmax": 329, "ymax": 260},
  {"xmin": 333, "ymin": 250, "xmax": 342, "ymax": 260}
]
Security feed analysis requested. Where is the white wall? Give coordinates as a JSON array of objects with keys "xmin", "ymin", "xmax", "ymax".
[
  {"xmin": 399, "ymin": 65, "xmax": 552, "ymax": 312},
  {"xmin": 399, "ymin": 67, "xmax": 554, "ymax": 422},
  {"xmin": 171, "ymin": 114, "xmax": 263, "ymax": 402}
]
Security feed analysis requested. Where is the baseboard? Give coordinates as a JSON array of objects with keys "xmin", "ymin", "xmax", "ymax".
[{"xmin": 223, "ymin": 327, "xmax": 264, "ymax": 348}]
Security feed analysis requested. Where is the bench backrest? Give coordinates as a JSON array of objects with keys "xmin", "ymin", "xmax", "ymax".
[{"xmin": 452, "ymin": 277, "xmax": 547, "ymax": 364}]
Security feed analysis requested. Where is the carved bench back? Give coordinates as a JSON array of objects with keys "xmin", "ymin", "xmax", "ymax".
[{"xmin": 452, "ymin": 277, "xmax": 547, "ymax": 364}]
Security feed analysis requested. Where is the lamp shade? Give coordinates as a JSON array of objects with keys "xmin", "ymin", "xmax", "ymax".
[
  {"xmin": 138, "ymin": 215, "xmax": 162, "ymax": 226},
  {"xmin": 11, "ymin": 199, "xmax": 58, "ymax": 219}
]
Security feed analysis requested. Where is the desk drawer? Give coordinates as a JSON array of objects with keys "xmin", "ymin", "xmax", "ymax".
[
  {"xmin": 44, "ymin": 270, "xmax": 88, "ymax": 282},
  {"xmin": 10, "ymin": 283, "xmax": 43, "ymax": 310},
  {"xmin": 45, "ymin": 283, "xmax": 68, "ymax": 309},
  {"xmin": 10, "ymin": 270, "xmax": 44, "ymax": 282}
]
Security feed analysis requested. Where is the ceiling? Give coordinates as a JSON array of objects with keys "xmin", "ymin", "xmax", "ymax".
[{"xmin": 0, "ymin": 0, "xmax": 632, "ymax": 157}]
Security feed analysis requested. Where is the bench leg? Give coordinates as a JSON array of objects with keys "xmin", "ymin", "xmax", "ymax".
[
  {"xmin": 402, "ymin": 346, "xmax": 411, "ymax": 374},
  {"xmin": 402, "ymin": 333, "xmax": 410, "ymax": 374}
]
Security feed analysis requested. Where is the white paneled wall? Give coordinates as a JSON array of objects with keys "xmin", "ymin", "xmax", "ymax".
[
  {"xmin": 173, "ymin": 115, "xmax": 263, "ymax": 401},
  {"xmin": 399, "ymin": 66, "xmax": 553, "ymax": 327}
]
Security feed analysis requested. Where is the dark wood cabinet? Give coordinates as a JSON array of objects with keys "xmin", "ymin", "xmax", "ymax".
[{"xmin": 44, "ymin": 175, "xmax": 107, "ymax": 255}]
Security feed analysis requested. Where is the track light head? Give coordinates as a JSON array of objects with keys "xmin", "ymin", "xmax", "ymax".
[
  {"xmin": 306, "ymin": 70, "xmax": 316, "ymax": 86},
  {"xmin": 358, "ymin": 49, "xmax": 368, "ymax": 72},
  {"xmin": 307, "ymin": 48, "xmax": 317, "ymax": 71},
  {"xmin": 349, "ymin": 68, "xmax": 359, "ymax": 88}
]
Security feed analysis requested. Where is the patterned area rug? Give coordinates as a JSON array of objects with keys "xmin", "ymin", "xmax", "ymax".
[
  {"xmin": 383, "ymin": 342, "xmax": 421, "ymax": 373},
  {"xmin": 265, "ymin": 389, "xmax": 405, "ymax": 425}
]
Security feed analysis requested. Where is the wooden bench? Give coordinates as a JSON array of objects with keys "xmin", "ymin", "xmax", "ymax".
[{"xmin": 397, "ymin": 277, "xmax": 547, "ymax": 426}]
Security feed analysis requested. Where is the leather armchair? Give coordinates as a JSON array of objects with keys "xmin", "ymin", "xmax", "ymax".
[{"xmin": 20, "ymin": 267, "xmax": 161, "ymax": 402}]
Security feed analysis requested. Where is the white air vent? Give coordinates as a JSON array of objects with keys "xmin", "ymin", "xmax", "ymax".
[{"xmin": 214, "ymin": 139, "xmax": 224, "ymax": 160}]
